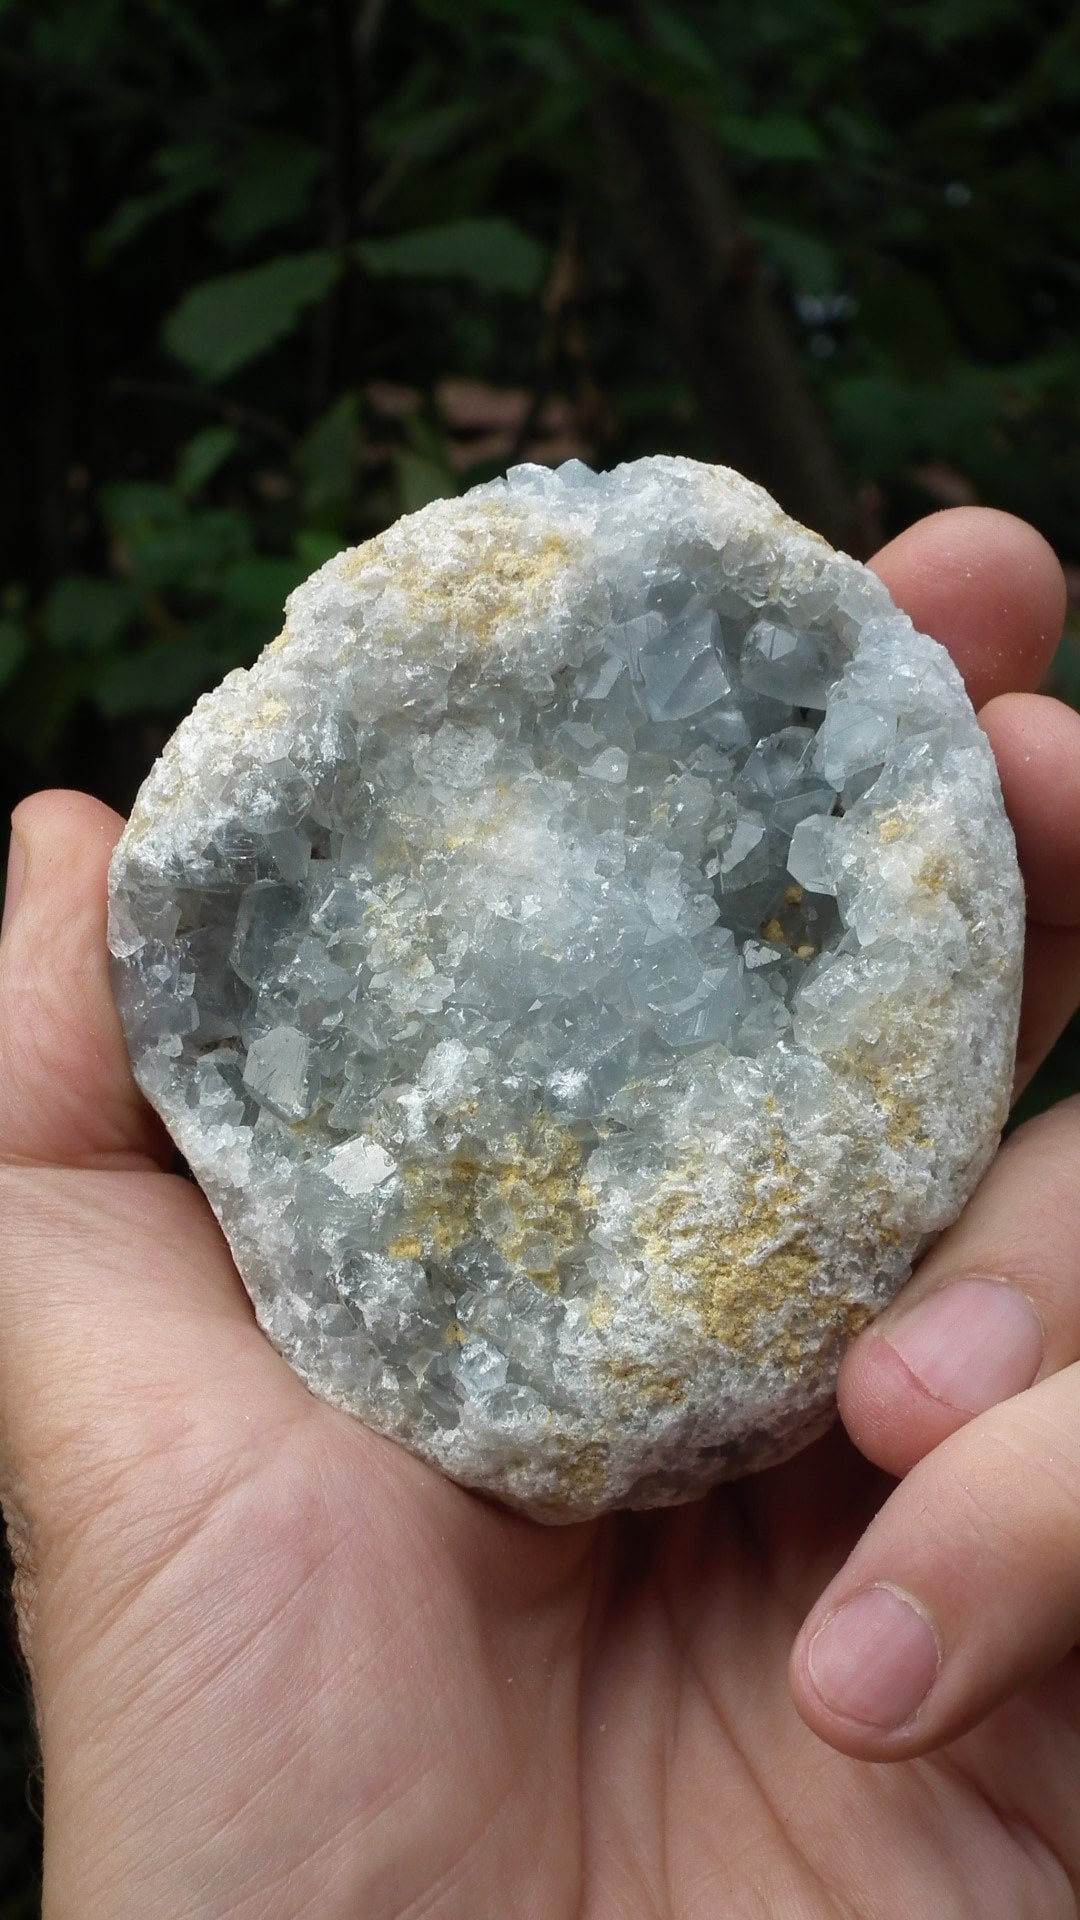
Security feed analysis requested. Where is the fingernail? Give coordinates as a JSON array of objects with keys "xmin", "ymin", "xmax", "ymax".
[
  {"xmin": 807, "ymin": 1585, "xmax": 941, "ymax": 1730},
  {"xmin": 883, "ymin": 1277, "xmax": 1044, "ymax": 1415},
  {"xmin": 1, "ymin": 830, "xmax": 25, "ymax": 942}
]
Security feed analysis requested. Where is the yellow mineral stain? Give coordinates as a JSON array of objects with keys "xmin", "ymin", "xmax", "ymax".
[
  {"xmin": 639, "ymin": 1131, "xmax": 821, "ymax": 1356},
  {"xmin": 387, "ymin": 1232, "xmax": 423, "ymax": 1260},
  {"xmin": 443, "ymin": 797, "xmax": 513, "ymax": 854},
  {"xmin": 601, "ymin": 1357, "xmax": 687, "ymax": 1410},
  {"xmin": 244, "ymin": 691, "xmax": 289, "ymax": 732},
  {"xmin": 551, "ymin": 1436, "xmax": 610, "ymax": 1500},
  {"xmin": 761, "ymin": 914, "xmax": 814, "ymax": 958},
  {"xmin": 915, "ymin": 851, "xmax": 950, "ymax": 898},
  {"xmin": 373, "ymin": 837, "xmax": 413, "ymax": 877},
  {"xmin": 862, "ymin": 1062, "xmax": 933, "ymax": 1151},
  {"xmin": 841, "ymin": 1302, "xmax": 874, "ymax": 1337},
  {"xmin": 638, "ymin": 1129, "xmax": 888, "ymax": 1368},
  {"xmin": 389, "ymin": 1114, "xmax": 596, "ymax": 1291},
  {"xmin": 341, "ymin": 503, "xmax": 578, "ymax": 651},
  {"xmin": 832, "ymin": 1039, "xmax": 936, "ymax": 1154}
]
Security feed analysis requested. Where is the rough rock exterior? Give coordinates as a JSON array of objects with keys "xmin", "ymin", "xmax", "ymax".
[{"xmin": 108, "ymin": 457, "xmax": 1024, "ymax": 1521}]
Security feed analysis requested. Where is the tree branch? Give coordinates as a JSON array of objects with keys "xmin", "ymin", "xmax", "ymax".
[
  {"xmin": 312, "ymin": 0, "xmax": 365, "ymax": 411},
  {"xmin": 583, "ymin": 51, "xmax": 859, "ymax": 549},
  {"xmin": 109, "ymin": 379, "xmax": 296, "ymax": 450}
]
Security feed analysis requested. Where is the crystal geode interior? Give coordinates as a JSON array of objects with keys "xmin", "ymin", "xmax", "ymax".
[{"xmin": 109, "ymin": 458, "xmax": 1023, "ymax": 1519}]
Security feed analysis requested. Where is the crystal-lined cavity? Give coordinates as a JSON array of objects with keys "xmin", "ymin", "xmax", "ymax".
[{"xmin": 108, "ymin": 457, "xmax": 1024, "ymax": 1520}]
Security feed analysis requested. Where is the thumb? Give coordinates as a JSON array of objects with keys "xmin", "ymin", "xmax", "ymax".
[
  {"xmin": 0, "ymin": 791, "xmax": 169, "ymax": 1171},
  {"xmin": 0, "ymin": 796, "xmax": 278, "ymax": 1663}
]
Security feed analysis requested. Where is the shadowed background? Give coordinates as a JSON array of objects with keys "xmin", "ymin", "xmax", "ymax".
[{"xmin": 2, "ymin": 0, "xmax": 1080, "ymax": 1905}]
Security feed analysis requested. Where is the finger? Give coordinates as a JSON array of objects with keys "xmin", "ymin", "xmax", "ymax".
[
  {"xmin": 0, "ymin": 790, "xmax": 171, "ymax": 1171},
  {"xmin": 1013, "ymin": 922, "xmax": 1080, "ymax": 1097},
  {"xmin": 980, "ymin": 692, "xmax": 1080, "ymax": 928},
  {"xmin": 978, "ymin": 693, "xmax": 1080, "ymax": 1091},
  {"xmin": 790, "ymin": 1361, "xmax": 1080, "ymax": 1758},
  {"xmin": 838, "ymin": 1098, "xmax": 1080, "ymax": 1479},
  {"xmin": 869, "ymin": 506, "xmax": 1065, "ymax": 709}
]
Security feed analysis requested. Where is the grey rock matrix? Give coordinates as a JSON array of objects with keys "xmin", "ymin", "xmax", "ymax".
[{"xmin": 108, "ymin": 457, "xmax": 1023, "ymax": 1521}]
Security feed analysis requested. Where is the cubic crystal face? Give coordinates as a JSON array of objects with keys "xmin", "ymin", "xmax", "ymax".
[{"xmin": 108, "ymin": 457, "xmax": 1024, "ymax": 1520}]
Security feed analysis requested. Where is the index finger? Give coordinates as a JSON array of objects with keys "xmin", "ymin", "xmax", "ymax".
[{"xmin": 871, "ymin": 507, "xmax": 1075, "ymax": 1093}]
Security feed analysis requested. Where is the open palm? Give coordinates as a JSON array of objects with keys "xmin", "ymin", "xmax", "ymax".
[{"xmin": 3, "ymin": 507, "xmax": 1079, "ymax": 1919}]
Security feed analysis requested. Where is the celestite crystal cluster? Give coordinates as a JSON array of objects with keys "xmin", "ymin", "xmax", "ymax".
[{"xmin": 108, "ymin": 458, "xmax": 1023, "ymax": 1520}]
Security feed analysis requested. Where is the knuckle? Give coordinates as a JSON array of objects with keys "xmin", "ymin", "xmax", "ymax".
[{"xmin": 914, "ymin": 1400, "xmax": 1080, "ymax": 1590}]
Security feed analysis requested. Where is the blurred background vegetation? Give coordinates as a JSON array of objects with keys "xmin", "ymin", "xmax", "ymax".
[{"xmin": 2, "ymin": 0, "xmax": 1080, "ymax": 1904}]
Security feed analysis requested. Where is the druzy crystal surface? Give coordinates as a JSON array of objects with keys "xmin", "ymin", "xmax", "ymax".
[{"xmin": 108, "ymin": 458, "xmax": 1023, "ymax": 1520}]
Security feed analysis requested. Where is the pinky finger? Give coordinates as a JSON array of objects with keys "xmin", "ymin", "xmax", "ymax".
[{"xmin": 1014, "ymin": 923, "xmax": 1080, "ymax": 1098}]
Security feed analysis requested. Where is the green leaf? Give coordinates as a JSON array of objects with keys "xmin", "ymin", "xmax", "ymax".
[
  {"xmin": 858, "ymin": 266, "xmax": 959, "ymax": 380},
  {"xmin": 828, "ymin": 367, "xmax": 997, "ymax": 475},
  {"xmin": 164, "ymin": 251, "xmax": 343, "ymax": 381},
  {"xmin": 92, "ymin": 640, "xmax": 220, "ymax": 720},
  {"xmin": 899, "ymin": 0, "xmax": 1016, "ymax": 49},
  {"xmin": 395, "ymin": 450, "xmax": 458, "ymax": 514},
  {"xmin": 221, "ymin": 555, "xmax": 307, "ymax": 623},
  {"xmin": 101, "ymin": 483, "xmax": 185, "ymax": 535},
  {"xmin": 718, "ymin": 112, "xmax": 826, "ymax": 163},
  {"xmin": 750, "ymin": 219, "xmax": 838, "ymax": 292},
  {"xmin": 209, "ymin": 135, "xmax": 323, "ymax": 247},
  {"xmin": 296, "ymin": 393, "xmax": 360, "ymax": 517},
  {"xmin": 295, "ymin": 528, "xmax": 343, "ymax": 572},
  {"xmin": 142, "ymin": 0, "xmax": 224, "ymax": 81},
  {"xmin": 369, "ymin": 100, "xmax": 475, "ymax": 170},
  {"xmin": 41, "ymin": 576, "xmax": 139, "ymax": 653},
  {"xmin": 102, "ymin": 488, "xmax": 250, "ymax": 593},
  {"xmin": 0, "ymin": 651, "xmax": 97, "ymax": 761},
  {"xmin": 558, "ymin": 8, "xmax": 645, "ymax": 77},
  {"xmin": 25, "ymin": 0, "xmax": 125, "ymax": 67},
  {"xmin": 641, "ymin": 3, "xmax": 718, "ymax": 76},
  {"xmin": 90, "ymin": 182, "xmax": 206, "ymax": 263},
  {"xmin": 88, "ymin": 141, "xmax": 218, "ymax": 263},
  {"xmin": 0, "ymin": 617, "xmax": 28, "ymax": 690},
  {"xmin": 175, "ymin": 425, "xmax": 241, "ymax": 498},
  {"xmin": 124, "ymin": 509, "xmax": 251, "ymax": 594},
  {"xmin": 358, "ymin": 219, "xmax": 546, "ymax": 296}
]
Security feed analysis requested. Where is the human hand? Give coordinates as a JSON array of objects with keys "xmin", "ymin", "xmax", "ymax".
[{"xmin": 1, "ymin": 505, "xmax": 1076, "ymax": 1919}]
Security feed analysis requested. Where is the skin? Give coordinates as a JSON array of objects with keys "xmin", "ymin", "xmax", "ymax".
[{"xmin": 1, "ymin": 505, "xmax": 1078, "ymax": 1918}]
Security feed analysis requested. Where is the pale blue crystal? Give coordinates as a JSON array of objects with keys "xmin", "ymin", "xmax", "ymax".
[
  {"xmin": 582, "ymin": 746, "xmax": 629, "ymax": 783},
  {"xmin": 638, "ymin": 608, "xmax": 730, "ymax": 720},
  {"xmin": 243, "ymin": 1025, "xmax": 317, "ymax": 1121},
  {"xmin": 786, "ymin": 813, "xmax": 845, "ymax": 897},
  {"xmin": 740, "ymin": 618, "xmax": 843, "ymax": 708},
  {"xmin": 814, "ymin": 699, "xmax": 896, "ymax": 791}
]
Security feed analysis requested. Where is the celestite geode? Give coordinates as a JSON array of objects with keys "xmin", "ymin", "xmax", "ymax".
[{"xmin": 108, "ymin": 457, "xmax": 1023, "ymax": 1520}]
